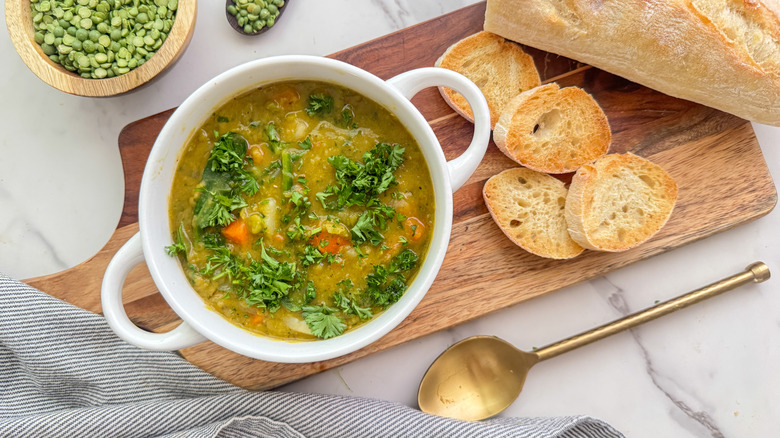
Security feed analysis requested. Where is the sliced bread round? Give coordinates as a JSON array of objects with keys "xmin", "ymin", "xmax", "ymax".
[
  {"xmin": 483, "ymin": 168, "xmax": 584, "ymax": 259},
  {"xmin": 565, "ymin": 153, "xmax": 678, "ymax": 252},
  {"xmin": 435, "ymin": 31, "xmax": 540, "ymax": 129},
  {"xmin": 493, "ymin": 83, "xmax": 611, "ymax": 174}
]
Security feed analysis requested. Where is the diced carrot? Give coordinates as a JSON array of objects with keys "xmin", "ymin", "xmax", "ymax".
[
  {"xmin": 222, "ymin": 219, "xmax": 252, "ymax": 246},
  {"xmin": 274, "ymin": 88, "xmax": 300, "ymax": 107},
  {"xmin": 248, "ymin": 144, "xmax": 263, "ymax": 163},
  {"xmin": 273, "ymin": 233, "xmax": 286, "ymax": 243},
  {"xmin": 248, "ymin": 313, "xmax": 264, "ymax": 326},
  {"xmin": 404, "ymin": 217, "xmax": 426, "ymax": 242},
  {"xmin": 309, "ymin": 232, "xmax": 351, "ymax": 255}
]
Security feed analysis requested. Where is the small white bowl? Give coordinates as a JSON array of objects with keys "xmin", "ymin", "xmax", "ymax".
[{"xmin": 101, "ymin": 55, "xmax": 490, "ymax": 363}]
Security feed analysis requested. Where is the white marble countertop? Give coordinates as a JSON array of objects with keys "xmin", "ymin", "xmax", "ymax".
[{"xmin": 2, "ymin": 1, "xmax": 779, "ymax": 436}]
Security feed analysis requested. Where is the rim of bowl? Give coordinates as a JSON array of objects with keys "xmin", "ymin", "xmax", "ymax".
[{"xmin": 139, "ymin": 55, "xmax": 453, "ymax": 362}]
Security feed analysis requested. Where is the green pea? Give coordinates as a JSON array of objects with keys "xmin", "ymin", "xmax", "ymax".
[
  {"xmin": 78, "ymin": 7, "xmax": 91, "ymax": 18},
  {"xmin": 243, "ymin": 24, "xmax": 253, "ymax": 33},
  {"xmin": 89, "ymin": 29, "xmax": 100, "ymax": 41},
  {"xmin": 57, "ymin": 44, "xmax": 72, "ymax": 54},
  {"xmin": 67, "ymin": 26, "xmax": 77, "ymax": 36},
  {"xmin": 117, "ymin": 58, "xmax": 127, "ymax": 67},
  {"xmin": 118, "ymin": 66, "xmax": 130, "ymax": 74},
  {"xmin": 40, "ymin": 1, "xmax": 51, "ymax": 12},
  {"xmin": 41, "ymin": 43, "xmax": 56, "ymax": 55},
  {"xmin": 227, "ymin": 5, "xmax": 237, "ymax": 15},
  {"xmin": 77, "ymin": 54, "xmax": 90, "ymax": 67},
  {"xmin": 127, "ymin": 58, "xmax": 137, "ymax": 68},
  {"xmin": 33, "ymin": 12, "xmax": 44, "ymax": 23},
  {"xmin": 63, "ymin": 11, "xmax": 73, "ymax": 21},
  {"xmin": 111, "ymin": 16, "xmax": 122, "ymax": 27},
  {"xmin": 266, "ymin": 16, "xmax": 274, "ymax": 27},
  {"xmin": 98, "ymin": 34, "xmax": 110, "ymax": 47},
  {"xmin": 80, "ymin": 18, "xmax": 92, "ymax": 29},
  {"xmin": 167, "ymin": 0, "xmax": 177, "ymax": 11},
  {"xmin": 266, "ymin": 4, "xmax": 277, "ymax": 14},
  {"xmin": 82, "ymin": 39, "xmax": 95, "ymax": 52},
  {"xmin": 136, "ymin": 12, "xmax": 148, "ymax": 23},
  {"xmin": 273, "ymin": 0, "xmax": 283, "ymax": 6},
  {"xmin": 71, "ymin": 39, "xmax": 83, "ymax": 50},
  {"xmin": 259, "ymin": 8, "xmax": 269, "ymax": 19},
  {"xmin": 62, "ymin": 34, "xmax": 76, "ymax": 45},
  {"xmin": 95, "ymin": 52, "xmax": 107, "ymax": 63},
  {"xmin": 110, "ymin": 41, "xmax": 120, "ymax": 52},
  {"xmin": 75, "ymin": 28, "xmax": 88, "ymax": 41},
  {"xmin": 44, "ymin": 32, "xmax": 55, "ymax": 45}
]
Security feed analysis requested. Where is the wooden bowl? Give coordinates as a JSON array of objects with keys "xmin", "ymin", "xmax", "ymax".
[{"xmin": 5, "ymin": 0, "xmax": 197, "ymax": 97}]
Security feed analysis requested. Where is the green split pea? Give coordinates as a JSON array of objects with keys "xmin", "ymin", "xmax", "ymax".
[
  {"xmin": 30, "ymin": 0, "xmax": 178, "ymax": 79},
  {"xmin": 227, "ymin": 0, "xmax": 284, "ymax": 34}
]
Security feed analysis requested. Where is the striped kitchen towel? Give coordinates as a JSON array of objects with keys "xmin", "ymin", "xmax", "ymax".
[{"xmin": 0, "ymin": 273, "xmax": 623, "ymax": 438}]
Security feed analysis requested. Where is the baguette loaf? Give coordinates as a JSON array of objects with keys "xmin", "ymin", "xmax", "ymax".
[
  {"xmin": 565, "ymin": 153, "xmax": 678, "ymax": 252},
  {"xmin": 484, "ymin": 168, "xmax": 584, "ymax": 259},
  {"xmin": 484, "ymin": 0, "xmax": 780, "ymax": 126},
  {"xmin": 493, "ymin": 83, "xmax": 611, "ymax": 173},
  {"xmin": 435, "ymin": 31, "xmax": 541, "ymax": 128}
]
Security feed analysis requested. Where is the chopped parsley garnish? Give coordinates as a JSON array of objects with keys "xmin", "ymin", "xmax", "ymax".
[
  {"xmin": 305, "ymin": 94, "xmax": 334, "ymax": 117},
  {"xmin": 192, "ymin": 132, "xmax": 258, "ymax": 230},
  {"xmin": 316, "ymin": 143, "xmax": 406, "ymax": 245},
  {"xmin": 298, "ymin": 136, "xmax": 313, "ymax": 150},
  {"xmin": 365, "ymin": 249, "xmax": 419, "ymax": 308},
  {"xmin": 201, "ymin": 242, "xmax": 300, "ymax": 313},
  {"xmin": 302, "ymin": 305, "xmax": 346, "ymax": 339},
  {"xmin": 165, "ymin": 223, "xmax": 188, "ymax": 258}
]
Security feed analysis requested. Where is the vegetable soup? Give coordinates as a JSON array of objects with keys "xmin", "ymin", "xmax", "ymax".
[{"xmin": 167, "ymin": 80, "xmax": 434, "ymax": 341}]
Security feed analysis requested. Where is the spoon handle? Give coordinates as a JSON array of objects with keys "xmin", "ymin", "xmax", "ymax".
[{"xmin": 534, "ymin": 262, "xmax": 770, "ymax": 362}]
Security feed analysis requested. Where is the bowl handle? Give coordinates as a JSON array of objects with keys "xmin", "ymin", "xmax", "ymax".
[
  {"xmin": 387, "ymin": 68, "xmax": 490, "ymax": 192},
  {"xmin": 101, "ymin": 232, "xmax": 206, "ymax": 350}
]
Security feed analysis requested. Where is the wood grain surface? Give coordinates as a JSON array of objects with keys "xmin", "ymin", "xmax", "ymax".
[
  {"xmin": 26, "ymin": 2, "xmax": 777, "ymax": 390},
  {"xmin": 6, "ymin": 0, "xmax": 196, "ymax": 96}
]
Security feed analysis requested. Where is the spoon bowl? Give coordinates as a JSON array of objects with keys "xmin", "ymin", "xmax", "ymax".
[
  {"xmin": 418, "ymin": 262, "xmax": 770, "ymax": 421},
  {"xmin": 418, "ymin": 336, "xmax": 538, "ymax": 421},
  {"xmin": 225, "ymin": 0, "xmax": 288, "ymax": 36}
]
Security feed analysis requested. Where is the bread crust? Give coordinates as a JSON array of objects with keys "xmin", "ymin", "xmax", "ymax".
[
  {"xmin": 493, "ymin": 83, "xmax": 611, "ymax": 173},
  {"xmin": 483, "ymin": 167, "xmax": 584, "ymax": 259},
  {"xmin": 484, "ymin": 0, "xmax": 780, "ymax": 126},
  {"xmin": 435, "ymin": 31, "xmax": 541, "ymax": 128},
  {"xmin": 565, "ymin": 153, "xmax": 678, "ymax": 251}
]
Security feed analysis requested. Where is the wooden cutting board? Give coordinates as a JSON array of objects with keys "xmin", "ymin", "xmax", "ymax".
[{"xmin": 26, "ymin": 2, "xmax": 777, "ymax": 390}]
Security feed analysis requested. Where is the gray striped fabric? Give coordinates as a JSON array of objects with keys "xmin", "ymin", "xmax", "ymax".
[{"xmin": 0, "ymin": 273, "xmax": 624, "ymax": 438}]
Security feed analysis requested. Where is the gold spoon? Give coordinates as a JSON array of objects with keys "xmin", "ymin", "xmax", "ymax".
[{"xmin": 418, "ymin": 262, "xmax": 770, "ymax": 421}]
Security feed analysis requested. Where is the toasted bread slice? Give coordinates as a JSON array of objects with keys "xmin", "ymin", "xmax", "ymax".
[
  {"xmin": 435, "ymin": 31, "xmax": 540, "ymax": 129},
  {"xmin": 493, "ymin": 83, "xmax": 611, "ymax": 174},
  {"xmin": 484, "ymin": 168, "xmax": 584, "ymax": 259},
  {"xmin": 565, "ymin": 153, "xmax": 678, "ymax": 252}
]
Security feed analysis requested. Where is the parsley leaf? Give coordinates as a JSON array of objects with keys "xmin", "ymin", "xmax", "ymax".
[
  {"xmin": 298, "ymin": 136, "xmax": 313, "ymax": 150},
  {"xmin": 305, "ymin": 94, "xmax": 334, "ymax": 117},
  {"xmin": 200, "ymin": 242, "xmax": 299, "ymax": 313},
  {"xmin": 302, "ymin": 305, "xmax": 346, "ymax": 339},
  {"xmin": 193, "ymin": 132, "xmax": 258, "ymax": 230},
  {"xmin": 364, "ymin": 249, "xmax": 419, "ymax": 308},
  {"xmin": 165, "ymin": 223, "xmax": 188, "ymax": 258},
  {"xmin": 333, "ymin": 291, "xmax": 372, "ymax": 320}
]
